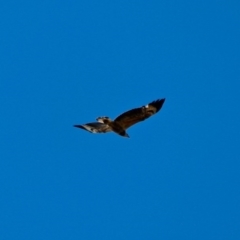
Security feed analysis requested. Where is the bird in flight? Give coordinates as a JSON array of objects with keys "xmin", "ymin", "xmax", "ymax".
[{"xmin": 74, "ymin": 98, "xmax": 165, "ymax": 138}]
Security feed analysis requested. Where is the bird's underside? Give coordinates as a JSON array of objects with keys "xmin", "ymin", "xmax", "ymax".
[{"xmin": 74, "ymin": 98, "xmax": 165, "ymax": 138}]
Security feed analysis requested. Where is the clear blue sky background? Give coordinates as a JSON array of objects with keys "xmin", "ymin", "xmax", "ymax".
[{"xmin": 1, "ymin": 1, "xmax": 239, "ymax": 239}]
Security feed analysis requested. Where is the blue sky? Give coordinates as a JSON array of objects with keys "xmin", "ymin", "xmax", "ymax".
[{"xmin": 1, "ymin": 1, "xmax": 240, "ymax": 239}]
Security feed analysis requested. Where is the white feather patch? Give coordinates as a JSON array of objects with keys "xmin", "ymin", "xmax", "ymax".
[
  {"xmin": 96, "ymin": 117, "xmax": 104, "ymax": 123},
  {"xmin": 81, "ymin": 125, "xmax": 96, "ymax": 133}
]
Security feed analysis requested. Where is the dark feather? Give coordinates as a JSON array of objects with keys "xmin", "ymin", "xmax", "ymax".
[{"xmin": 114, "ymin": 98, "xmax": 165, "ymax": 129}]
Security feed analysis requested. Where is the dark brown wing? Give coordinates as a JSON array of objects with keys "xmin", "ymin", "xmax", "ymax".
[
  {"xmin": 114, "ymin": 98, "xmax": 165, "ymax": 129},
  {"xmin": 74, "ymin": 122, "xmax": 112, "ymax": 133}
]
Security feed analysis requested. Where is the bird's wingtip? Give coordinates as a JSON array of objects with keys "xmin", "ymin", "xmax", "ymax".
[{"xmin": 73, "ymin": 125, "xmax": 84, "ymax": 129}]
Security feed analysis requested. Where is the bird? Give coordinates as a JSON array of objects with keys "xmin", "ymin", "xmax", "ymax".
[{"xmin": 74, "ymin": 98, "xmax": 165, "ymax": 138}]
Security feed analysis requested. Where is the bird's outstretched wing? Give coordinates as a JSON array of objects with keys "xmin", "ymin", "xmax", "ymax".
[
  {"xmin": 114, "ymin": 98, "xmax": 165, "ymax": 129},
  {"xmin": 73, "ymin": 122, "xmax": 112, "ymax": 133}
]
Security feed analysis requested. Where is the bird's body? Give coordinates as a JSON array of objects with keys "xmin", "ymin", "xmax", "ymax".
[
  {"xmin": 108, "ymin": 121, "xmax": 129, "ymax": 138},
  {"xmin": 74, "ymin": 98, "xmax": 165, "ymax": 138}
]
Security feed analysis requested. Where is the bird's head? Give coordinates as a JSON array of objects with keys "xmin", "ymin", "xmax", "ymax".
[{"xmin": 96, "ymin": 116, "xmax": 111, "ymax": 124}]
